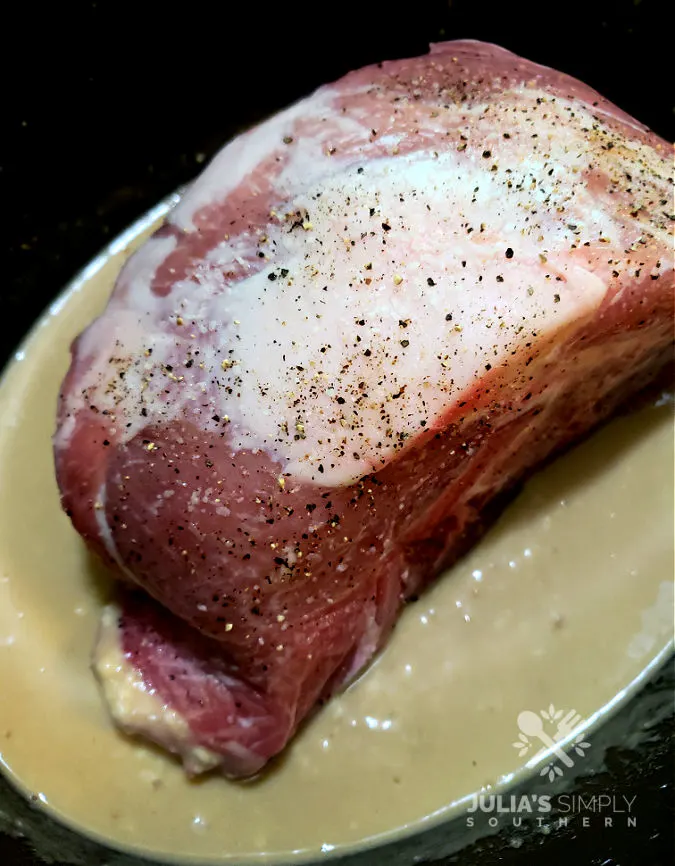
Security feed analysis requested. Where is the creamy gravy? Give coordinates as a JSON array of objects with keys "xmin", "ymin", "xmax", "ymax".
[{"xmin": 0, "ymin": 201, "xmax": 672, "ymax": 864}]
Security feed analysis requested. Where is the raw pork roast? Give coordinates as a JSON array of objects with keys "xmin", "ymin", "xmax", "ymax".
[{"xmin": 54, "ymin": 41, "xmax": 673, "ymax": 777}]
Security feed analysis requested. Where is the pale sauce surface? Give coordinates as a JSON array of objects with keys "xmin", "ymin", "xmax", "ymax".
[{"xmin": 0, "ymin": 205, "xmax": 672, "ymax": 863}]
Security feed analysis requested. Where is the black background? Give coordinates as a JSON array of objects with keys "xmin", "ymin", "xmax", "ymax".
[{"xmin": 0, "ymin": 1, "xmax": 673, "ymax": 864}]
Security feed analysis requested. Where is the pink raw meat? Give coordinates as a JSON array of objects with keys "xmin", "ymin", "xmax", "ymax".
[{"xmin": 54, "ymin": 40, "xmax": 674, "ymax": 777}]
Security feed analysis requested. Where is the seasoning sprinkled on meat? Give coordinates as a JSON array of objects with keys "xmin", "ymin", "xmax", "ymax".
[{"xmin": 55, "ymin": 40, "xmax": 673, "ymax": 778}]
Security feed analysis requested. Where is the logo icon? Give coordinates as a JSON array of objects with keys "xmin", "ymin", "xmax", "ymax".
[{"xmin": 512, "ymin": 704, "xmax": 591, "ymax": 782}]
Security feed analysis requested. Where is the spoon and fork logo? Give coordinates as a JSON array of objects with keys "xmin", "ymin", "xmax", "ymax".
[{"xmin": 513, "ymin": 705, "xmax": 591, "ymax": 782}]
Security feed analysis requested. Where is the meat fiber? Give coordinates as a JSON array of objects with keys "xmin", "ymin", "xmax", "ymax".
[{"xmin": 54, "ymin": 40, "xmax": 674, "ymax": 777}]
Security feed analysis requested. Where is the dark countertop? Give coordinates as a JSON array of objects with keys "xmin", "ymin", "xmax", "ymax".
[{"xmin": 1, "ymin": 2, "xmax": 673, "ymax": 864}]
